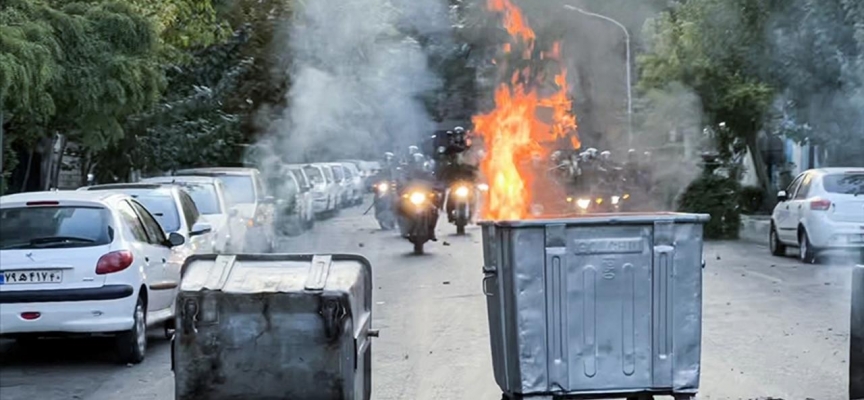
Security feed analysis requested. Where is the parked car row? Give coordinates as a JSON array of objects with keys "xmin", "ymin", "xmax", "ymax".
[
  {"xmin": 290, "ymin": 161, "xmax": 374, "ymax": 219},
  {"xmin": 0, "ymin": 160, "xmax": 378, "ymax": 363}
]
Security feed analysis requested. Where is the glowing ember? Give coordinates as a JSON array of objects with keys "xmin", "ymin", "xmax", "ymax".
[{"xmin": 474, "ymin": 0, "xmax": 579, "ymax": 220}]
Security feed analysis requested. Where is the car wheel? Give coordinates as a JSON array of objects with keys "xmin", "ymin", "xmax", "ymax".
[
  {"xmin": 116, "ymin": 295, "xmax": 147, "ymax": 364},
  {"xmin": 770, "ymin": 225, "xmax": 786, "ymax": 256},
  {"xmin": 798, "ymin": 229, "xmax": 817, "ymax": 264}
]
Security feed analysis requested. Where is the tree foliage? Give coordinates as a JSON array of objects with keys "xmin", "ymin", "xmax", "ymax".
[
  {"xmin": 1, "ymin": 0, "xmax": 164, "ymax": 192},
  {"xmin": 639, "ymin": 0, "xmax": 777, "ymax": 197}
]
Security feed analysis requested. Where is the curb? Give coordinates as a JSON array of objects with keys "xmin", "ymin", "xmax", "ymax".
[{"xmin": 739, "ymin": 215, "xmax": 771, "ymax": 246}]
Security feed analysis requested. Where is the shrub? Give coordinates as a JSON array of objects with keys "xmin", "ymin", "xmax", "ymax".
[
  {"xmin": 739, "ymin": 185, "xmax": 766, "ymax": 215},
  {"xmin": 678, "ymin": 173, "xmax": 742, "ymax": 240}
]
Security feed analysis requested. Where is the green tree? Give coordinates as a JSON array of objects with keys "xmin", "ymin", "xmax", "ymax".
[
  {"xmin": 765, "ymin": 0, "xmax": 864, "ymax": 166},
  {"xmin": 639, "ymin": 0, "xmax": 776, "ymax": 198},
  {"xmin": 0, "ymin": 0, "xmax": 163, "ymax": 190}
]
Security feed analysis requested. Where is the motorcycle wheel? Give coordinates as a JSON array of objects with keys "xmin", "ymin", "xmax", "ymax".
[
  {"xmin": 413, "ymin": 241, "xmax": 424, "ymax": 255},
  {"xmin": 456, "ymin": 222, "xmax": 466, "ymax": 235}
]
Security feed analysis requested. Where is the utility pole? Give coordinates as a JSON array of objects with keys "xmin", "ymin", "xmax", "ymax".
[{"xmin": 563, "ymin": 5, "xmax": 633, "ymax": 146}]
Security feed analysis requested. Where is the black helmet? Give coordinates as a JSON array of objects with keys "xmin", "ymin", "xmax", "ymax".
[{"xmin": 454, "ymin": 126, "xmax": 466, "ymax": 135}]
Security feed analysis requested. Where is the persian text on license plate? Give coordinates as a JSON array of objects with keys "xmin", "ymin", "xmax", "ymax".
[{"xmin": 0, "ymin": 270, "xmax": 63, "ymax": 285}]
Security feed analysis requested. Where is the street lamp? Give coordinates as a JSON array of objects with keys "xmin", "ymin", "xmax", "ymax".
[{"xmin": 563, "ymin": 4, "xmax": 633, "ymax": 146}]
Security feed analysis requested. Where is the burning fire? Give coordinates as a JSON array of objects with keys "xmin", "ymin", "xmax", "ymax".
[{"xmin": 473, "ymin": 0, "xmax": 579, "ymax": 220}]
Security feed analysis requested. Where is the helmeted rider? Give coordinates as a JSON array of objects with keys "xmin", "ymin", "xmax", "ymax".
[{"xmin": 398, "ymin": 152, "xmax": 442, "ymax": 241}]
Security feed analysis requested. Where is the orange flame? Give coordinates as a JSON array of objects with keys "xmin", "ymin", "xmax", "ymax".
[{"xmin": 474, "ymin": 0, "xmax": 579, "ymax": 220}]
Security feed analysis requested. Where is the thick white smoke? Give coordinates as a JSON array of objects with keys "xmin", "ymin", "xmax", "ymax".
[{"xmin": 264, "ymin": 0, "xmax": 451, "ymax": 163}]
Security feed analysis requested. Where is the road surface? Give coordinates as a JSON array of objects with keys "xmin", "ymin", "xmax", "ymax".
[{"xmin": 0, "ymin": 203, "xmax": 855, "ymax": 400}]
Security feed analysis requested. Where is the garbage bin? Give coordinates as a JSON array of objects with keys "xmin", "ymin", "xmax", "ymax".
[
  {"xmin": 852, "ymin": 264, "xmax": 864, "ymax": 400},
  {"xmin": 481, "ymin": 213, "xmax": 709, "ymax": 400}
]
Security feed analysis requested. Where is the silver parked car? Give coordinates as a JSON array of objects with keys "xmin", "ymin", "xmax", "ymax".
[
  {"xmin": 287, "ymin": 165, "xmax": 315, "ymax": 229},
  {"xmin": 303, "ymin": 164, "xmax": 337, "ymax": 217},
  {"xmin": 174, "ymin": 168, "xmax": 276, "ymax": 252},
  {"xmin": 140, "ymin": 176, "xmax": 242, "ymax": 253}
]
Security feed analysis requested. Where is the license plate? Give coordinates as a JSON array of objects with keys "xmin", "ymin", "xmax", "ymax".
[{"xmin": 0, "ymin": 270, "xmax": 63, "ymax": 285}]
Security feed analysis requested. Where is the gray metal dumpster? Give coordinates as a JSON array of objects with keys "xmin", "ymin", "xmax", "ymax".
[
  {"xmin": 852, "ymin": 264, "xmax": 864, "ymax": 400},
  {"xmin": 173, "ymin": 254, "xmax": 376, "ymax": 400},
  {"xmin": 480, "ymin": 213, "xmax": 709, "ymax": 400}
]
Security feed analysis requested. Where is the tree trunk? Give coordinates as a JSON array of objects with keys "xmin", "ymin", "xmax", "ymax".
[
  {"xmin": 745, "ymin": 133, "xmax": 776, "ymax": 207},
  {"xmin": 51, "ymin": 136, "xmax": 67, "ymax": 189},
  {"xmin": 20, "ymin": 149, "xmax": 33, "ymax": 192},
  {"xmin": 39, "ymin": 136, "xmax": 55, "ymax": 190}
]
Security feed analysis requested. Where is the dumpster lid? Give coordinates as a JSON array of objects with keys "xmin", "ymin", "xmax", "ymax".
[
  {"xmin": 179, "ymin": 253, "xmax": 371, "ymax": 293},
  {"xmin": 479, "ymin": 212, "xmax": 710, "ymax": 227}
]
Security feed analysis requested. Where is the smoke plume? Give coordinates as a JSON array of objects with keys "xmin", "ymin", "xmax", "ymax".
[{"xmin": 258, "ymin": 0, "xmax": 452, "ymax": 163}]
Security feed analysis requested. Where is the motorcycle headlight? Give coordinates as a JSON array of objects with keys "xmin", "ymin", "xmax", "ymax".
[
  {"xmin": 409, "ymin": 192, "xmax": 427, "ymax": 205},
  {"xmin": 611, "ymin": 196, "xmax": 621, "ymax": 205},
  {"xmin": 576, "ymin": 199, "xmax": 591, "ymax": 210},
  {"xmin": 377, "ymin": 182, "xmax": 389, "ymax": 193},
  {"xmin": 477, "ymin": 183, "xmax": 489, "ymax": 192},
  {"xmin": 454, "ymin": 186, "xmax": 470, "ymax": 198}
]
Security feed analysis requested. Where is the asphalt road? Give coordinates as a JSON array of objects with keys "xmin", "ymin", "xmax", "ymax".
[{"xmin": 0, "ymin": 202, "xmax": 857, "ymax": 400}]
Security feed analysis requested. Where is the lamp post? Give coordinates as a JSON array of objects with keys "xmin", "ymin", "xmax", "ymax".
[{"xmin": 563, "ymin": 5, "xmax": 633, "ymax": 146}]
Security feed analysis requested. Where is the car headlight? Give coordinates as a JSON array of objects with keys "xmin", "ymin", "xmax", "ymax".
[
  {"xmin": 409, "ymin": 192, "xmax": 427, "ymax": 205},
  {"xmin": 377, "ymin": 182, "xmax": 389, "ymax": 193},
  {"xmin": 576, "ymin": 199, "xmax": 591, "ymax": 210},
  {"xmin": 454, "ymin": 186, "xmax": 470, "ymax": 198},
  {"xmin": 611, "ymin": 196, "xmax": 621, "ymax": 205}
]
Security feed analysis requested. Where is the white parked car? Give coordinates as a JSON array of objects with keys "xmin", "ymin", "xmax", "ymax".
[
  {"xmin": 0, "ymin": 191, "xmax": 188, "ymax": 363},
  {"xmin": 80, "ymin": 183, "xmax": 214, "ymax": 255},
  {"xmin": 139, "ymin": 176, "xmax": 241, "ymax": 253},
  {"xmin": 326, "ymin": 163, "xmax": 351, "ymax": 208},
  {"xmin": 175, "ymin": 168, "xmax": 276, "ymax": 252},
  {"xmin": 339, "ymin": 162, "xmax": 365, "ymax": 206},
  {"xmin": 287, "ymin": 165, "xmax": 315, "ymax": 229},
  {"xmin": 307, "ymin": 163, "xmax": 340, "ymax": 216},
  {"xmin": 770, "ymin": 168, "xmax": 864, "ymax": 263}
]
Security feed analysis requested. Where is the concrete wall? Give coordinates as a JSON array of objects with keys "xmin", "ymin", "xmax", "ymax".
[{"xmin": 739, "ymin": 214, "xmax": 771, "ymax": 246}]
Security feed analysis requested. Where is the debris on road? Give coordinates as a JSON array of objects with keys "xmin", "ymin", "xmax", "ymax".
[
  {"xmin": 442, "ymin": 281, "xmax": 450, "ymax": 285},
  {"xmin": 359, "ymin": 242, "xmax": 365, "ymax": 247},
  {"xmin": 443, "ymin": 241, "xmax": 451, "ymax": 246}
]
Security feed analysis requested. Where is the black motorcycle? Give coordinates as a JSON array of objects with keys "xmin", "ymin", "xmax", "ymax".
[
  {"xmin": 397, "ymin": 183, "xmax": 439, "ymax": 255},
  {"xmin": 447, "ymin": 181, "xmax": 475, "ymax": 235},
  {"xmin": 372, "ymin": 180, "xmax": 397, "ymax": 230}
]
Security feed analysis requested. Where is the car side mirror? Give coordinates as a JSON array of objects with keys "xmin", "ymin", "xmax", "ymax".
[
  {"xmin": 190, "ymin": 222, "xmax": 213, "ymax": 237},
  {"xmin": 777, "ymin": 190, "xmax": 788, "ymax": 202},
  {"xmin": 166, "ymin": 232, "xmax": 186, "ymax": 247}
]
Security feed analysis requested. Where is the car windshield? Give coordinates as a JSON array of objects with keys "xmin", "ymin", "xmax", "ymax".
[
  {"xmin": 135, "ymin": 195, "xmax": 181, "ymax": 233},
  {"xmin": 178, "ymin": 183, "xmax": 221, "ymax": 214},
  {"xmin": 291, "ymin": 170, "xmax": 308, "ymax": 187},
  {"xmin": 218, "ymin": 175, "xmax": 256, "ymax": 204},
  {"xmin": 303, "ymin": 166, "xmax": 324, "ymax": 184},
  {"xmin": 0, "ymin": 206, "xmax": 113, "ymax": 249},
  {"xmin": 823, "ymin": 173, "xmax": 864, "ymax": 195},
  {"xmin": 332, "ymin": 166, "xmax": 344, "ymax": 181},
  {"xmin": 322, "ymin": 167, "xmax": 334, "ymax": 183}
]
